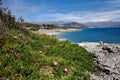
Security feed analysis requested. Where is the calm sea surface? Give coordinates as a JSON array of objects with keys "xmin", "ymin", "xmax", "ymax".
[{"xmin": 57, "ymin": 28, "xmax": 120, "ymax": 43}]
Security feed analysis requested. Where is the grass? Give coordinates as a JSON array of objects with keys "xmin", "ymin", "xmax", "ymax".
[{"xmin": 0, "ymin": 28, "xmax": 97, "ymax": 80}]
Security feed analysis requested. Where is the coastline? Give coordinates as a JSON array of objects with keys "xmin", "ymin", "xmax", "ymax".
[
  {"xmin": 78, "ymin": 42, "xmax": 120, "ymax": 80},
  {"xmin": 32, "ymin": 28, "xmax": 80, "ymax": 36},
  {"xmin": 32, "ymin": 28, "xmax": 120, "ymax": 79},
  {"xmin": 55, "ymin": 27, "xmax": 120, "ymax": 44},
  {"xmin": 78, "ymin": 41, "xmax": 120, "ymax": 52}
]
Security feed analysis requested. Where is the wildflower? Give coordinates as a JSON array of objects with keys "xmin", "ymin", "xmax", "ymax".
[
  {"xmin": 18, "ymin": 34, "xmax": 22, "ymax": 37},
  {"xmin": 63, "ymin": 68, "xmax": 69, "ymax": 73},
  {"xmin": 38, "ymin": 50, "xmax": 42, "ymax": 54},
  {"xmin": 13, "ymin": 36, "xmax": 17, "ymax": 39},
  {"xmin": 53, "ymin": 61, "xmax": 58, "ymax": 66},
  {"xmin": 23, "ymin": 38, "xmax": 26, "ymax": 41},
  {"xmin": 25, "ymin": 41, "xmax": 29, "ymax": 45}
]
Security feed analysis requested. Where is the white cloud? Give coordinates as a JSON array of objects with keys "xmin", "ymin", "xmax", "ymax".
[
  {"xmin": 3, "ymin": 0, "xmax": 120, "ymax": 22},
  {"xmin": 33, "ymin": 10, "xmax": 120, "ymax": 23},
  {"xmin": 3, "ymin": 0, "xmax": 51, "ymax": 17}
]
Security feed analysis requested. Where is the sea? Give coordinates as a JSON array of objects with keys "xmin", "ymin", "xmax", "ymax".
[{"xmin": 57, "ymin": 28, "xmax": 120, "ymax": 44}]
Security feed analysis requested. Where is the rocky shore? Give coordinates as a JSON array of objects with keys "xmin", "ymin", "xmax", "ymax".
[{"xmin": 78, "ymin": 42, "xmax": 120, "ymax": 80}]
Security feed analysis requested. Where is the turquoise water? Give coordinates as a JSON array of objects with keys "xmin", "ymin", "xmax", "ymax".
[{"xmin": 57, "ymin": 28, "xmax": 120, "ymax": 43}]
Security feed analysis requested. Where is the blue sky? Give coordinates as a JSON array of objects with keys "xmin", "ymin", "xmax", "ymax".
[{"xmin": 3, "ymin": 0, "xmax": 120, "ymax": 23}]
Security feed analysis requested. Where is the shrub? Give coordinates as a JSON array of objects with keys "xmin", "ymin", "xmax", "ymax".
[{"xmin": 0, "ymin": 28, "xmax": 97, "ymax": 80}]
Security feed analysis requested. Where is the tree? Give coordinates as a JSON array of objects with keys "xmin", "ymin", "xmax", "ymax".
[
  {"xmin": 19, "ymin": 16, "xmax": 24, "ymax": 23},
  {"xmin": 0, "ymin": 0, "xmax": 2, "ymax": 8},
  {"xmin": 0, "ymin": 0, "xmax": 16, "ymax": 30}
]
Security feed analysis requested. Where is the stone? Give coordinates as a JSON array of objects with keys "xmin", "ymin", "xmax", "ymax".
[{"xmin": 78, "ymin": 42, "xmax": 120, "ymax": 80}]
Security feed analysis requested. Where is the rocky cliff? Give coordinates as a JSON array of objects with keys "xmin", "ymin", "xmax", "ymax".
[{"xmin": 78, "ymin": 42, "xmax": 120, "ymax": 80}]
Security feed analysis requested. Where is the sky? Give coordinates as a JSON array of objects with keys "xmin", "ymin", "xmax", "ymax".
[{"xmin": 2, "ymin": 0, "xmax": 120, "ymax": 23}]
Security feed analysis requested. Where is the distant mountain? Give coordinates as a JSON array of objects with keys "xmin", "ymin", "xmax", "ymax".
[
  {"xmin": 32, "ymin": 21, "xmax": 69, "ymax": 25},
  {"xmin": 62, "ymin": 22, "xmax": 88, "ymax": 28},
  {"xmin": 32, "ymin": 21, "xmax": 88, "ymax": 28},
  {"xmin": 85, "ymin": 21, "xmax": 120, "ymax": 28},
  {"xmin": 32, "ymin": 21, "xmax": 120, "ymax": 28}
]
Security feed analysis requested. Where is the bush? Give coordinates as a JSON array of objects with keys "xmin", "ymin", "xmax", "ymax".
[{"xmin": 0, "ymin": 28, "xmax": 97, "ymax": 80}]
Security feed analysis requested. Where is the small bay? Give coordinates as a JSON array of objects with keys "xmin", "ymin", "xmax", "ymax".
[{"xmin": 57, "ymin": 28, "xmax": 120, "ymax": 43}]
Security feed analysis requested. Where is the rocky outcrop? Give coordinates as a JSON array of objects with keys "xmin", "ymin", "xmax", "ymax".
[{"xmin": 78, "ymin": 42, "xmax": 120, "ymax": 80}]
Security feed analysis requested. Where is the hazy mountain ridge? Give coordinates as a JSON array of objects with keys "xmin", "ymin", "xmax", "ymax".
[
  {"xmin": 33, "ymin": 21, "xmax": 88, "ymax": 28},
  {"xmin": 32, "ymin": 21, "xmax": 69, "ymax": 25},
  {"xmin": 32, "ymin": 21, "xmax": 120, "ymax": 28},
  {"xmin": 85, "ymin": 21, "xmax": 120, "ymax": 28},
  {"xmin": 62, "ymin": 22, "xmax": 87, "ymax": 28}
]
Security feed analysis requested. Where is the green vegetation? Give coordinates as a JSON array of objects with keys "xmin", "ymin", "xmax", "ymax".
[
  {"xmin": 0, "ymin": 29, "xmax": 97, "ymax": 80},
  {"xmin": 0, "ymin": 0, "xmax": 97, "ymax": 79},
  {"xmin": 22, "ymin": 22, "xmax": 69, "ymax": 31}
]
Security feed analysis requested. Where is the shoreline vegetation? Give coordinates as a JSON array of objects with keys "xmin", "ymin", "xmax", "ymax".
[{"xmin": 0, "ymin": 29, "xmax": 97, "ymax": 79}]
